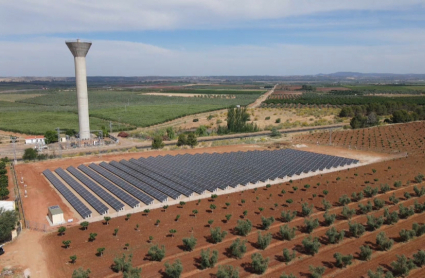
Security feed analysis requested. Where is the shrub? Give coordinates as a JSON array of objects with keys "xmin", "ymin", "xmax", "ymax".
[
  {"xmin": 164, "ymin": 259, "xmax": 183, "ymax": 278},
  {"xmin": 373, "ymin": 198, "xmax": 385, "ymax": 210},
  {"xmin": 286, "ymin": 199, "xmax": 293, "ymax": 204},
  {"xmin": 391, "ymin": 255, "xmax": 416, "ymax": 277},
  {"xmin": 72, "ymin": 268, "xmax": 91, "ymax": 278},
  {"xmin": 281, "ymin": 210, "xmax": 297, "ymax": 222},
  {"xmin": 339, "ymin": 194, "xmax": 351, "ymax": 206},
  {"xmin": 234, "ymin": 219, "xmax": 252, "ymax": 236},
  {"xmin": 323, "ymin": 190, "xmax": 329, "ymax": 196},
  {"xmin": 193, "ymin": 118, "xmax": 199, "ymax": 122},
  {"xmin": 265, "ymin": 116, "xmax": 270, "ymax": 120},
  {"xmin": 364, "ymin": 186, "xmax": 379, "ymax": 197},
  {"xmin": 175, "ymin": 214, "xmax": 180, "ymax": 221},
  {"xmin": 302, "ymin": 236, "xmax": 321, "ymax": 256},
  {"xmin": 80, "ymin": 221, "xmax": 89, "ymax": 230},
  {"xmin": 359, "ymin": 245, "xmax": 372, "ymax": 261},
  {"xmin": 376, "ymin": 232, "xmax": 394, "ymax": 251},
  {"xmin": 413, "ymin": 250, "xmax": 425, "ymax": 267},
  {"xmin": 112, "ymin": 253, "xmax": 134, "ymax": 273},
  {"xmin": 261, "ymin": 216, "xmax": 275, "ymax": 230},
  {"xmin": 415, "ymin": 174, "xmax": 424, "ymax": 183},
  {"xmin": 152, "ymin": 136, "xmax": 165, "ymax": 149},
  {"xmin": 404, "ymin": 192, "xmax": 412, "ymax": 200},
  {"xmin": 384, "ymin": 207, "xmax": 399, "ymax": 225},
  {"xmin": 210, "ymin": 204, "xmax": 217, "ymax": 212},
  {"xmin": 301, "ymin": 202, "xmax": 314, "ymax": 217},
  {"xmin": 251, "ymin": 253, "xmax": 269, "ymax": 274},
  {"xmin": 216, "ymin": 265, "xmax": 239, "ymax": 278},
  {"xmin": 280, "ymin": 273, "xmax": 297, "ymax": 278},
  {"xmin": 399, "ymin": 204, "xmax": 414, "ymax": 219},
  {"xmin": 323, "ymin": 211, "xmax": 336, "ymax": 226},
  {"xmin": 225, "ymin": 214, "xmax": 232, "ymax": 222},
  {"xmin": 304, "ymin": 218, "xmax": 320, "ymax": 234},
  {"xmin": 276, "ymin": 118, "xmax": 281, "ymax": 123},
  {"xmin": 351, "ymin": 192, "xmax": 364, "ymax": 202},
  {"xmin": 148, "ymin": 244, "xmax": 166, "ymax": 261},
  {"xmin": 104, "ymin": 216, "xmax": 111, "ymax": 225},
  {"xmin": 321, "ymin": 199, "xmax": 332, "ymax": 210},
  {"xmin": 182, "ymin": 235, "xmax": 197, "ymax": 251},
  {"xmin": 200, "ymin": 248, "xmax": 218, "ymax": 269},
  {"xmin": 359, "ymin": 201, "xmax": 373, "ymax": 214},
  {"xmin": 257, "ymin": 232, "xmax": 272, "ymax": 250},
  {"xmin": 229, "ymin": 238, "xmax": 247, "ymax": 259},
  {"xmin": 366, "ymin": 215, "xmax": 384, "ymax": 231},
  {"xmin": 62, "ymin": 240, "xmax": 71, "ymax": 249},
  {"xmin": 341, "ymin": 205, "xmax": 356, "ymax": 219},
  {"xmin": 380, "ymin": 184, "xmax": 391, "ymax": 193},
  {"xmin": 393, "ymin": 181, "xmax": 402, "ymax": 188},
  {"xmin": 389, "ymin": 193, "xmax": 399, "ymax": 204},
  {"xmin": 413, "ymin": 223, "xmax": 425, "ymax": 236},
  {"xmin": 58, "ymin": 226, "xmax": 66, "ymax": 236},
  {"xmin": 367, "ymin": 267, "xmax": 390, "ymax": 278},
  {"xmin": 414, "ymin": 186, "xmax": 425, "ymax": 197},
  {"xmin": 279, "ymin": 224, "xmax": 296, "ymax": 241},
  {"xmin": 334, "ymin": 253, "xmax": 353, "ymax": 268},
  {"xmin": 88, "ymin": 233, "xmax": 97, "ymax": 242},
  {"xmin": 414, "ymin": 200, "xmax": 425, "ymax": 213},
  {"xmin": 70, "ymin": 255, "xmax": 77, "ymax": 264},
  {"xmin": 282, "ymin": 248, "xmax": 296, "ymax": 263},
  {"xmin": 210, "ymin": 227, "xmax": 227, "ymax": 243},
  {"xmin": 325, "ymin": 227, "xmax": 344, "ymax": 244},
  {"xmin": 292, "ymin": 186, "xmax": 298, "ymax": 191},
  {"xmin": 309, "ymin": 265, "xmax": 325, "ymax": 278},
  {"xmin": 304, "ymin": 184, "xmax": 310, "ymax": 189},
  {"xmin": 348, "ymin": 221, "xmax": 365, "ymax": 238},
  {"xmin": 399, "ymin": 229, "xmax": 416, "ymax": 242}
]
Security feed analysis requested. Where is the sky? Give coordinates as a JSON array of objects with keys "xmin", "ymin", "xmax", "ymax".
[{"xmin": 1, "ymin": 0, "xmax": 425, "ymax": 76}]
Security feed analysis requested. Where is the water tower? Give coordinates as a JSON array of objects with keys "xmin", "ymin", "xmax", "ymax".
[{"xmin": 65, "ymin": 39, "xmax": 91, "ymax": 140}]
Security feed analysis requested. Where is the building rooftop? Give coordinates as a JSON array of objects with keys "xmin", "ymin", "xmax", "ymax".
[{"xmin": 48, "ymin": 205, "xmax": 63, "ymax": 215}]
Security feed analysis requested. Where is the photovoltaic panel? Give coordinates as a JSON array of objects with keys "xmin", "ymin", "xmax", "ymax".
[
  {"xmin": 55, "ymin": 168, "xmax": 109, "ymax": 215},
  {"xmin": 67, "ymin": 166, "xmax": 125, "ymax": 211},
  {"xmin": 43, "ymin": 169, "xmax": 92, "ymax": 218}
]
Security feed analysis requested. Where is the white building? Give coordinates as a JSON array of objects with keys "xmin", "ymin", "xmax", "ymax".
[
  {"xmin": 25, "ymin": 136, "xmax": 45, "ymax": 145},
  {"xmin": 48, "ymin": 205, "xmax": 65, "ymax": 225}
]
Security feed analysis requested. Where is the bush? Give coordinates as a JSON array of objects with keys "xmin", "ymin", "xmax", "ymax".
[
  {"xmin": 279, "ymin": 224, "xmax": 296, "ymax": 241},
  {"xmin": 398, "ymin": 204, "xmax": 414, "ymax": 219},
  {"xmin": 366, "ymin": 215, "xmax": 384, "ymax": 231},
  {"xmin": 251, "ymin": 253, "xmax": 269, "ymax": 274},
  {"xmin": 216, "ymin": 265, "xmax": 239, "ymax": 278},
  {"xmin": 275, "ymin": 118, "xmax": 281, "ymax": 123},
  {"xmin": 351, "ymin": 192, "xmax": 364, "ymax": 202},
  {"xmin": 301, "ymin": 202, "xmax": 314, "ymax": 217},
  {"xmin": 413, "ymin": 222, "xmax": 425, "ymax": 236},
  {"xmin": 348, "ymin": 221, "xmax": 365, "ymax": 238},
  {"xmin": 321, "ymin": 199, "xmax": 332, "ymax": 210},
  {"xmin": 413, "ymin": 250, "xmax": 425, "ymax": 267},
  {"xmin": 391, "ymin": 255, "xmax": 416, "ymax": 277},
  {"xmin": 414, "ymin": 186, "xmax": 425, "ymax": 197},
  {"xmin": 380, "ymin": 183, "xmax": 391, "ymax": 193},
  {"xmin": 376, "ymin": 232, "xmax": 394, "ymax": 251},
  {"xmin": 326, "ymin": 227, "xmax": 345, "ymax": 244},
  {"xmin": 257, "ymin": 232, "xmax": 272, "ymax": 250},
  {"xmin": 323, "ymin": 190, "xmax": 329, "ymax": 196},
  {"xmin": 339, "ymin": 194, "xmax": 351, "ymax": 206},
  {"xmin": 399, "ymin": 229, "xmax": 416, "ymax": 242},
  {"xmin": 304, "ymin": 218, "xmax": 320, "ymax": 234},
  {"xmin": 58, "ymin": 226, "xmax": 66, "ymax": 236},
  {"xmin": 389, "ymin": 193, "xmax": 399, "ymax": 204},
  {"xmin": 309, "ymin": 265, "xmax": 325, "ymax": 278},
  {"xmin": 282, "ymin": 248, "xmax": 296, "ymax": 263},
  {"xmin": 261, "ymin": 216, "xmax": 275, "ymax": 230},
  {"xmin": 372, "ymin": 198, "xmax": 385, "ymax": 210},
  {"xmin": 384, "ymin": 207, "xmax": 399, "ymax": 225},
  {"xmin": 281, "ymin": 210, "xmax": 297, "ymax": 222},
  {"xmin": 229, "ymin": 238, "xmax": 247, "ymax": 259},
  {"xmin": 359, "ymin": 245, "xmax": 372, "ymax": 261},
  {"xmin": 200, "ymin": 248, "xmax": 218, "ymax": 269},
  {"xmin": 364, "ymin": 186, "xmax": 379, "ymax": 197},
  {"xmin": 394, "ymin": 181, "xmax": 402, "ymax": 188},
  {"xmin": 210, "ymin": 227, "xmax": 227, "ymax": 243},
  {"xmin": 367, "ymin": 267, "xmax": 391, "ymax": 278},
  {"xmin": 177, "ymin": 134, "xmax": 187, "ymax": 146},
  {"xmin": 286, "ymin": 199, "xmax": 293, "ymax": 204},
  {"xmin": 270, "ymin": 127, "xmax": 281, "ymax": 138},
  {"xmin": 302, "ymin": 236, "xmax": 321, "ymax": 256},
  {"xmin": 323, "ymin": 211, "xmax": 336, "ymax": 226},
  {"xmin": 280, "ymin": 273, "xmax": 297, "ymax": 278},
  {"xmin": 182, "ymin": 235, "xmax": 197, "ymax": 251},
  {"xmin": 414, "ymin": 200, "xmax": 425, "ymax": 213},
  {"xmin": 404, "ymin": 192, "xmax": 412, "ymax": 200},
  {"xmin": 341, "ymin": 205, "xmax": 356, "ymax": 219},
  {"xmin": 334, "ymin": 253, "xmax": 353, "ymax": 268},
  {"xmin": 193, "ymin": 118, "xmax": 199, "ymax": 122},
  {"xmin": 147, "ymin": 244, "xmax": 166, "ymax": 261},
  {"xmin": 72, "ymin": 268, "xmax": 91, "ymax": 278},
  {"xmin": 415, "ymin": 174, "xmax": 424, "ymax": 183},
  {"xmin": 359, "ymin": 201, "xmax": 373, "ymax": 214},
  {"xmin": 165, "ymin": 259, "xmax": 183, "ymax": 278},
  {"xmin": 152, "ymin": 136, "xmax": 165, "ymax": 149},
  {"xmin": 234, "ymin": 219, "xmax": 252, "ymax": 236}
]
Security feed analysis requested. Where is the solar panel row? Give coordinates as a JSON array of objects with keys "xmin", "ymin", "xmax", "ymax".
[{"xmin": 43, "ymin": 169, "xmax": 92, "ymax": 218}]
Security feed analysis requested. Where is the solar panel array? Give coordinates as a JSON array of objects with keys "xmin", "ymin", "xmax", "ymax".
[
  {"xmin": 43, "ymin": 169, "xmax": 92, "ymax": 218},
  {"xmin": 43, "ymin": 149, "xmax": 358, "ymax": 218}
]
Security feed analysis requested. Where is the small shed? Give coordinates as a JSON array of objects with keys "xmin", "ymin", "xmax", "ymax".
[
  {"xmin": 25, "ymin": 136, "xmax": 45, "ymax": 145},
  {"xmin": 48, "ymin": 205, "xmax": 64, "ymax": 225}
]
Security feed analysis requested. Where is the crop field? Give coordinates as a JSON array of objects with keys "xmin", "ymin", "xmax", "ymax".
[
  {"xmin": 295, "ymin": 121, "xmax": 425, "ymax": 155},
  {"xmin": 12, "ymin": 122, "xmax": 418, "ymax": 278},
  {"xmin": 0, "ymin": 88, "xmax": 263, "ymax": 134}
]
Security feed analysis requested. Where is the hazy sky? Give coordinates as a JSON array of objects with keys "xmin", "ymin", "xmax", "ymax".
[{"xmin": 1, "ymin": 0, "xmax": 424, "ymax": 76}]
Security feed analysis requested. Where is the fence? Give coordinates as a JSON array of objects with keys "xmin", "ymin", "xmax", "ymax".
[
  {"xmin": 10, "ymin": 164, "xmax": 27, "ymax": 229},
  {"xmin": 24, "ymin": 220, "xmax": 53, "ymax": 233}
]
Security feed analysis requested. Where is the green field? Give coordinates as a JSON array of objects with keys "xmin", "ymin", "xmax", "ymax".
[
  {"xmin": 344, "ymin": 85, "xmax": 425, "ymax": 93},
  {"xmin": 1, "ymin": 89, "xmax": 262, "ymax": 134}
]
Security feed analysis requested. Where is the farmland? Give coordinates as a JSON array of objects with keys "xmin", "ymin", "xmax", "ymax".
[
  {"xmin": 6, "ymin": 121, "xmax": 416, "ymax": 278},
  {"xmin": 0, "ymin": 88, "xmax": 263, "ymax": 134}
]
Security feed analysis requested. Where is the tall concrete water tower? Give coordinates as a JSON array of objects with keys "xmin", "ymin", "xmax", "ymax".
[{"xmin": 66, "ymin": 39, "xmax": 91, "ymax": 140}]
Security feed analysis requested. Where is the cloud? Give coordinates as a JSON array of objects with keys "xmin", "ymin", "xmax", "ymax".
[
  {"xmin": 0, "ymin": 37, "xmax": 424, "ymax": 76},
  {"xmin": 1, "ymin": 0, "xmax": 424, "ymax": 35}
]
